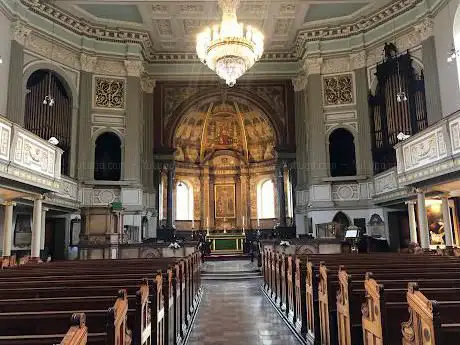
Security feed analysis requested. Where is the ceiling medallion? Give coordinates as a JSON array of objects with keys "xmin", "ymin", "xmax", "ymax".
[{"xmin": 196, "ymin": 0, "xmax": 264, "ymax": 87}]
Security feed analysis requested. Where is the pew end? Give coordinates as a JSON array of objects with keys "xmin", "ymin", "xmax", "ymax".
[
  {"xmin": 60, "ymin": 313, "xmax": 88, "ymax": 345},
  {"xmin": 361, "ymin": 273, "xmax": 384, "ymax": 345}
]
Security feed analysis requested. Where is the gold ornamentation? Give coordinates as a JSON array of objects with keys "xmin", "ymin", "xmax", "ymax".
[
  {"xmin": 323, "ymin": 74, "xmax": 354, "ymax": 106},
  {"xmin": 94, "ymin": 77, "xmax": 125, "ymax": 109}
]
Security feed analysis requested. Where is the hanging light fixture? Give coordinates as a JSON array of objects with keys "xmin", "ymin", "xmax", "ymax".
[
  {"xmin": 396, "ymin": 60, "xmax": 407, "ymax": 103},
  {"xmin": 196, "ymin": 0, "xmax": 264, "ymax": 87},
  {"xmin": 43, "ymin": 1, "xmax": 55, "ymax": 107}
]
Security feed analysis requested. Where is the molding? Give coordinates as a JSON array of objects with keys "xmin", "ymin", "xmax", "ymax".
[
  {"xmin": 124, "ymin": 60, "xmax": 144, "ymax": 78},
  {"xmin": 303, "ymin": 57, "xmax": 323, "ymax": 76},
  {"xmin": 80, "ymin": 54, "xmax": 98, "ymax": 73},
  {"xmin": 11, "ymin": 20, "xmax": 31, "ymax": 45},
  {"xmin": 141, "ymin": 75, "xmax": 156, "ymax": 94},
  {"xmin": 350, "ymin": 51, "xmax": 367, "ymax": 70},
  {"xmin": 414, "ymin": 17, "xmax": 434, "ymax": 42},
  {"xmin": 292, "ymin": 73, "xmax": 307, "ymax": 92}
]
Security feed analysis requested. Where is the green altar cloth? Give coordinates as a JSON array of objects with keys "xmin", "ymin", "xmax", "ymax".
[{"xmin": 206, "ymin": 233, "xmax": 245, "ymax": 253}]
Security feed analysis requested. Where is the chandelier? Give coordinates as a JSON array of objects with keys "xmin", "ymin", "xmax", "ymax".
[{"xmin": 196, "ymin": 0, "xmax": 264, "ymax": 87}]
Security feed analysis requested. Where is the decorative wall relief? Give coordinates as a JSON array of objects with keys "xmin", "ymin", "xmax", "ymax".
[
  {"xmin": 14, "ymin": 132, "xmax": 56, "ymax": 178},
  {"xmin": 322, "ymin": 73, "xmax": 354, "ymax": 106},
  {"xmin": 331, "ymin": 184, "xmax": 359, "ymax": 201},
  {"xmin": 402, "ymin": 129, "xmax": 447, "ymax": 172},
  {"xmin": 0, "ymin": 121, "xmax": 11, "ymax": 161},
  {"xmin": 374, "ymin": 169, "xmax": 398, "ymax": 195},
  {"xmin": 94, "ymin": 77, "xmax": 125, "ymax": 109}
]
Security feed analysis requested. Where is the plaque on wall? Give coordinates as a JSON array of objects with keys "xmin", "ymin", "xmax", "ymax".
[
  {"xmin": 215, "ymin": 184, "xmax": 236, "ymax": 218},
  {"xmin": 70, "ymin": 219, "xmax": 81, "ymax": 246},
  {"xmin": 13, "ymin": 214, "xmax": 32, "ymax": 247}
]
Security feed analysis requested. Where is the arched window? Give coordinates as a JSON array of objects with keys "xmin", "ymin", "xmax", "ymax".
[
  {"xmin": 176, "ymin": 181, "xmax": 193, "ymax": 220},
  {"xmin": 24, "ymin": 69, "xmax": 72, "ymax": 175},
  {"xmin": 329, "ymin": 128, "xmax": 357, "ymax": 177},
  {"xmin": 94, "ymin": 132, "xmax": 122, "ymax": 181},
  {"xmin": 257, "ymin": 179, "xmax": 275, "ymax": 219}
]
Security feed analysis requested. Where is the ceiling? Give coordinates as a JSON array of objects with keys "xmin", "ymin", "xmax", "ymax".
[{"xmin": 53, "ymin": 0, "xmax": 395, "ymax": 53}]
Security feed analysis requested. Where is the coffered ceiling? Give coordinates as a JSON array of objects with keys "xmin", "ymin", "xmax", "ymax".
[{"xmin": 53, "ymin": 0, "xmax": 395, "ymax": 53}]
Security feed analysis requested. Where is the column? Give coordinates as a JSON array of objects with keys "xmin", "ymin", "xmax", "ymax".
[
  {"xmin": 276, "ymin": 163, "xmax": 287, "ymax": 227},
  {"xmin": 6, "ymin": 21, "xmax": 30, "ymax": 125},
  {"xmin": 351, "ymin": 51, "xmax": 374, "ymax": 176},
  {"xmin": 124, "ymin": 60, "xmax": 144, "ymax": 182},
  {"xmin": 2, "ymin": 201, "xmax": 15, "ymax": 258},
  {"xmin": 240, "ymin": 174, "xmax": 249, "ymax": 228},
  {"xmin": 209, "ymin": 175, "xmax": 215, "ymax": 229},
  {"xmin": 407, "ymin": 201, "xmax": 418, "ymax": 244},
  {"xmin": 292, "ymin": 75, "xmax": 308, "ymax": 187},
  {"xmin": 40, "ymin": 207, "xmax": 49, "ymax": 251},
  {"xmin": 415, "ymin": 19, "xmax": 442, "ymax": 125},
  {"xmin": 30, "ymin": 196, "xmax": 43, "ymax": 261},
  {"xmin": 78, "ymin": 54, "xmax": 97, "ymax": 180},
  {"xmin": 304, "ymin": 57, "xmax": 327, "ymax": 184},
  {"xmin": 441, "ymin": 195, "xmax": 454, "ymax": 249},
  {"xmin": 166, "ymin": 162, "xmax": 175, "ymax": 229},
  {"xmin": 235, "ymin": 176, "xmax": 242, "ymax": 228},
  {"xmin": 141, "ymin": 76, "xmax": 155, "ymax": 193},
  {"xmin": 416, "ymin": 189, "xmax": 430, "ymax": 250}
]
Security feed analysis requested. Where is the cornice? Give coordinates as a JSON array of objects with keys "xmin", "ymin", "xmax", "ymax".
[{"xmin": 16, "ymin": 0, "xmax": 440, "ymax": 65}]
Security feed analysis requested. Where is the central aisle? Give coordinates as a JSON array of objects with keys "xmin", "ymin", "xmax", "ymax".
[{"xmin": 187, "ymin": 261, "xmax": 302, "ymax": 345}]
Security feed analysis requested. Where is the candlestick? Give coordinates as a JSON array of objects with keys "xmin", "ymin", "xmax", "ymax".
[{"xmin": 257, "ymin": 218, "xmax": 260, "ymax": 228}]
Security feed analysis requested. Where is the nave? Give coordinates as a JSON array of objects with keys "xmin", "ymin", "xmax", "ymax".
[{"xmin": 187, "ymin": 261, "xmax": 301, "ymax": 345}]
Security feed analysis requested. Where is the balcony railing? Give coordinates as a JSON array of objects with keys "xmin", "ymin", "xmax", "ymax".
[
  {"xmin": 394, "ymin": 109, "xmax": 460, "ymax": 186},
  {"xmin": 0, "ymin": 115, "xmax": 63, "ymax": 191}
]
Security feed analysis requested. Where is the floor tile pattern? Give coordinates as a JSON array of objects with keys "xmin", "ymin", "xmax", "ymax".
[{"xmin": 187, "ymin": 262, "xmax": 301, "ymax": 345}]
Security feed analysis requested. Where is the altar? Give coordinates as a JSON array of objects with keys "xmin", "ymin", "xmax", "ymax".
[{"xmin": 206, "ymin": 232, "xmax": 245, "ymax": 254}]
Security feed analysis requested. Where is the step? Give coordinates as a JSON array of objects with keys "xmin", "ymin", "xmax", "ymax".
[{"xmin": 201, "ymin": 271, "xmax": 262, "ymax": 280}]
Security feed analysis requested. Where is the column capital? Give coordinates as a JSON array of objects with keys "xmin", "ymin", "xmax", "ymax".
[
  {"xmin": 350, "ymin": 51, "xmax": 367, "ymax": 70},
  {"xmin": 80, "ymin": 53, "xmax": 98, "ymax": 73},
  {"xmin": 124, "ymin": 59, "xmax": 144, "ymax": 77},
  {"xmin": 292, "ymin": 73, "xmax": 308, "ymax": 92},
  {"xmin": 439, "ymin": 193, "xmax": 450, "ymax": 199},
  {"xmin": 405, "ymin": 200, "xmax": 416, "ymax": 205},
  {"xmin": 11, "ymin": 21, "xmax": 31, "ymax": 45},
  {"xmin": 414, "ymin": 17, "xmax": 434, "ymax": 42},
  {"xmin": 141, "ymin": 75, "xmax": 156, "ymax": 93},
  {"xmin": 2, "ymin": 201, "xmax": 16, "ymax": 207},
  {"xmin": 302, "ymin": 56, "xmax": 323, "ymax": 76},
  {"xmin": 42, "ymin": 207, "xmax": 50, "ymax": 212},
  {"xmin": 415, "ymin": 188, "xmax": 425, "ymax": 194}
]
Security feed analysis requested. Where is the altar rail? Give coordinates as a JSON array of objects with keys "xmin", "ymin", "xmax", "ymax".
[{"xmin": 0, "ymin": 114, "xmax": 63, "ymax": 192}]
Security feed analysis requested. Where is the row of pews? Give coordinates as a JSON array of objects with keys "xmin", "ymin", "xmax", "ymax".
[
  {"xmin": 263, "ymin": 249, "xmax": 460, "ymax": 345},
  {"xmin": 0, "ymin": 251, "xmax": 202, "ymax": 345}
]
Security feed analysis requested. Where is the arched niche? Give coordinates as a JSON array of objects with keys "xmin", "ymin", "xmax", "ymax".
[
  {"xmin": 332, "ymin": 211, "xmax": 351, "ymax": 240},
  {"xmin": 94, "ymin": 131, "xmax": 122, "ymax": 181},
  {"xmin": 24, "ymin": 69, "xmax": 73, "ymax": 175},
  {"xmin": 328, "ymin": 127, "xmax": 357, "ymax": 177}
]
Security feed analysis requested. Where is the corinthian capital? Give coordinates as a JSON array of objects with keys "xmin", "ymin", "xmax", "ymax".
[
  {"xmin": 141, "ymin": 75, "xmax": 156, "ymax": 93},
  {"xmin": 350, "ymin": 51, "xmax": 367, "ymax": 70},
  {"xmin": 303, "ymin": 57, "xmax": 323, "ymax": 76},
  {"xmin": 124, "ymin": 59, "xmax": 144, "ymax": 77},
  {"xmin": 80, "ymin": 53, "xmax": 98, "ymax": 73},
  {"xmin": 11, "ymin": 21, "xmax": 31, "ymax": 45},
  {"xmin": 292, "ymin": 73, "xmax": 308, "ymax": 92},
  {"xmin": 414, "ymin": 17, "xmax": 434, "ymax": 42}
]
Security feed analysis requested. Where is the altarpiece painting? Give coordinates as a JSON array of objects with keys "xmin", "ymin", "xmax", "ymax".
[{"xmin": 215, "ymin": 184, "xmax": 236, "ymax": 218}]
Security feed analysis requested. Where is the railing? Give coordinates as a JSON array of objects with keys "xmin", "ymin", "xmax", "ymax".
[
  {"xmin": 0, "ymin": 115, "xmax": 63, "ymax": 191},
  {"xmin": 394, "ymin": 109, "xmax": 460, "ymax": 185}
]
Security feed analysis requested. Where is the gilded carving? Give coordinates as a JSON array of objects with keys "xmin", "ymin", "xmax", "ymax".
[
  {"xmin": 94, "ymin": 77, "xmax": 125, "ymax": 109},
  {"xmin": 322, "ymin": 74, "xmax": 354, "ymax": 106}
]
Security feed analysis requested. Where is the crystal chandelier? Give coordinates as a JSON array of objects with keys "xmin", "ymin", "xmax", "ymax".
[{"xmin": 196, "ymin": 0, "xmax": 264, "ymax": 87}]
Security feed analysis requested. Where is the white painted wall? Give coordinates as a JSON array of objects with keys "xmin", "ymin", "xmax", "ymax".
[
  {"xmin": 0, "ymin": 10, "xmax": 11, "ymax": 116},
  {"xmin": 434, "ymin": 0, "xmax": 460, "ymax": 117}
]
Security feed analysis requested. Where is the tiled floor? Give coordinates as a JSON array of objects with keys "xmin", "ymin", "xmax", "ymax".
[{"xmin": 187, "ymin": 261, "xmax": 302, "ymax": 345}]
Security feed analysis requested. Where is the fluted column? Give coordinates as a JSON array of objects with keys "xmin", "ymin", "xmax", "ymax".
[
  {"xmin": 415, "ymin": 18, "xmax": 442, "ymax": 125},
  {"xmin": 276, "ymin": 163, "xmax": 287, "ymax": 227},
  {"xmin": 78, "ymin": 54, "xmax": 97, "ymax": 180},
  {"xmin": 166, "ymin": 162, "xmax": 175, "ymax": 228},
  {"xmin": 351, "ymin": 51, "xmax": 374, "ymax": 176},
  {"xmin": 406, "ymin": 201, "xmax": 418, "ymax": 244},
  {"xmin": 441, "ymin": 195, "xmax": 454, "ymax": 249},
  {"xmin": 2, "ymin": 201, "xmax": 15, "ymax": 258},
  {"xmin": 31, "ymin": 196, "xmax": 43, "ymax": 261},
  {"xmin": 416, "ymin": 189, "xmax": 430, "ymax": 250},
  {"xmin": 7, "ymin": 21, "xmax": 30, "ymax": 125},
  {"xmin": 124, "ymin": 60, "xmax": 144, "ymax": 182}
]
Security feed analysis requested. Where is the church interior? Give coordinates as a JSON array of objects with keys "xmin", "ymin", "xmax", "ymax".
[{"xmin": 1, "ymin": 0, "xmax": 460, "ymax": 344}]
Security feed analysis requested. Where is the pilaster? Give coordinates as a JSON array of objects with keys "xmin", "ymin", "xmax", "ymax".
[
  {"xmin": 292, "ymin": 75, "xmax": 308, "ymax": 188},
  {"xmin": 141, "ymin": 75, "xmax": 155, "ymax": 193},
  {"xmin": 415, "ymin": 18, "xmax": 442, "ymax": 124},
  {"xmin": 123, "ymin": 60, "xmax": 144, "ymax": 182},
  {"xmin": 6, "ymin": 21, "xmax": 31, "ymax": 125},
  {"xmin": 77, "ymin": 54, "xmax": 97, "ymax": 180}
]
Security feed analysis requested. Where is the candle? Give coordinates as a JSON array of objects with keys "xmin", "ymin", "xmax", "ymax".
[
  {"xmin": 257, "ymin": 218, "xmax": 260, "ymax": 227},
  {"xmin": 206, "ymin": 217, "xmax": 209, "ymax": 228},
  {"xmin": 242, "ymin": 216, "xmax": 245, "ymax": 230},
  {"xmin": 192, "ymin": 219, "xmax": 195, "ymax": 229}
]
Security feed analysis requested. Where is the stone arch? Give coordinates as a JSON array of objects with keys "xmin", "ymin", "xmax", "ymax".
[
  {"xmin": 166, "ymin": 88, "xmax": 283, "ymax": 148},
  {"xmin": 332, "ymin": 211, "xmax": 351, "ymax": 239},
  {"xmin": 327, "ymin": 126, "xmax": 358, "ymax": 177},
  {"xmin": 92, "ymin": 129, "xmax": 124, "ymax": 181}
]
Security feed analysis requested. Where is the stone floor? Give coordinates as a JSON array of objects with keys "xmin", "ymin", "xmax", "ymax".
[
  {"xmin": 201, "ymin": 260, "xmax": 258, "ymax": 272},
  {"xmin": 187, "ymin": 261, "xmax": 302, "ymax": 345}
]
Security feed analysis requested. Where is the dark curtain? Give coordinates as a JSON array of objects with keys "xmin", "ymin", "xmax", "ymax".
[{"xmin": 94, "ymin": 132, "xmax": 122, "ymax": 181}]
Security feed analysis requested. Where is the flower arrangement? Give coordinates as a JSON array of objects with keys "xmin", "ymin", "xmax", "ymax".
[
  {"xmin": 280, "ymin": 240, "xmax": 290, "ymax": 247},
  {"xmin": 168, "ymin": 242, "xmax": 181, "ymax": 249}
]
